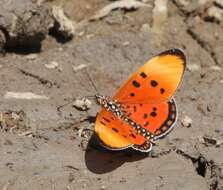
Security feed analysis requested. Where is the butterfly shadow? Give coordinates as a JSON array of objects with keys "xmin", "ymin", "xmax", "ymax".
[{"xmin": 84, "ymin": 133, "xmax": 149, "ymax": 174}]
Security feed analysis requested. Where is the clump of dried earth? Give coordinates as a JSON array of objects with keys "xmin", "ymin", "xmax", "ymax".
[{"xmin": 0, "ymin": 0, "xmax": 223, "ymax": 190}]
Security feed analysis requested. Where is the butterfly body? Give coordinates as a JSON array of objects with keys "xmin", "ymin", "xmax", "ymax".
[
  {"xmin": 94, "ymin": 49, "xmax": 186, "ymax": 152},
  {"xmin": 95, "ymin": 94, "xmax": 155, "ymax": 141}
]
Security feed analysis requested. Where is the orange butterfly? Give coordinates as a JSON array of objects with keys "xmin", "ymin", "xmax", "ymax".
[{"xmin": 94, "ymin": 49, "xmax": 186, "ymax": 152}]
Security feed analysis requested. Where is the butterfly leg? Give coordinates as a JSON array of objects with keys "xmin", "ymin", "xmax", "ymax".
[{"xmin": 132, "ymin": 141, "xmax": 153, "ymax": 153}]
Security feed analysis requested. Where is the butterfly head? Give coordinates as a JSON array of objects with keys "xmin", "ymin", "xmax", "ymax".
[{"xmin": 95, "ymin": 94, "xmax": 110, "ymax": 106}]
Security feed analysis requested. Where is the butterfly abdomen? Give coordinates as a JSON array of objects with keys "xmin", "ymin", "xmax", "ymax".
[{"xmin": 121, "ymin": 116, "xmax": 154, "ymax": 140}]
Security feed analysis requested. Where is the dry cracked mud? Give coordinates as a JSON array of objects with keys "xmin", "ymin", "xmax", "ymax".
[{"xmin": 0, "ymin": 0, "xmax": 223, "ymax": 190}]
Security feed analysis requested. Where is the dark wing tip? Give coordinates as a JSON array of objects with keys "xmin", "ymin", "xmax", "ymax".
[{"xmin": 158, "ymin": 48, "xmax": 186, "ymax": 65}]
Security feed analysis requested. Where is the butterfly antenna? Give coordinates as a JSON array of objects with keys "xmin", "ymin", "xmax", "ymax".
[
  {"xmin": 57, "ymin": 66, "xmax": 99, "ymax": 111},
  {"xmin": 57, "ymin": 98, "xmax": 75, "ymax": 112},
  {"xmin": 85, "ymin": 95, "xmax": 97, "ymax": 99},
  {"xmin": 83, "ymin": 67, "xmax": 99, "ymax": 94}
]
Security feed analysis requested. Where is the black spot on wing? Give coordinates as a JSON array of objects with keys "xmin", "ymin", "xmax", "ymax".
[
  {"xmin": 112, "ymin": 128, "xmax": 119, "ymax": 133},
  {"xmin": 133, "ymin": 106, "xmax": 137, "ymax": 112},
  {"xmin": 160, "ymin": 88, "xmax": 165, "ymax": 94},
  {"xmin": 144, "ymin": 121, "xmax": 149, "ymax": 127},
  {"xmin": 140, "ymin": 72, "xmax": 147, "ymax": 78},
  {"xmin": 130, "ymin": 92, "xmax": 135, "ymax": 97},
  {"xmin": 100, "ymin": 121, "xmax": 106, "ymax": 126},
  {"xmin": 130, "ymin": 134, "xmax": 136, "ymax": 138},
  {"xmin": 150, "ymin": 80, "xmax": 158, "ymax": 87},
  {"xmin": 102, "ymin": 117, "xmax": 111, "ymax": 123},
  {"xmin": 143, "ymin": 113, "xmax": 148, "ymax": 119},
  {"xmin": 132, "ymin": 80, "xmax": 140, "ymax": 88},
  {"xmin": 150, "ymin": 112, "xmax": 157, "ymax": 117}
]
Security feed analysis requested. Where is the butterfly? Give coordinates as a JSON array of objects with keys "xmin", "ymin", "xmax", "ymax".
[{"xmin": 94, "ymin": 49, "xmax": 186, "ymax": 152}]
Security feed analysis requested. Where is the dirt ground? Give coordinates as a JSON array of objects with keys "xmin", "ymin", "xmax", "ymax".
[{"xmin": 0, "ymin": 0, "xmax": 223, "ymax": 190}]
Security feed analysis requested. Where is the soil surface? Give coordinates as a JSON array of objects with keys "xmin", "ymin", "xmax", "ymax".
[{"xmin": 0, "ymin": 0, "xmax": 223, "ymax": 190}]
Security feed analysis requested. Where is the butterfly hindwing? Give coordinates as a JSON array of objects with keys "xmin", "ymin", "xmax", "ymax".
[
  {"xmin": 113, "ymin": 49, "xmax": 186, "ymax": 104},
  {"xmin": 123, "ymin": 98, "xmax": 177, "ymax": 141},
  {"xmin": 95, "ymin": 108, "xmax": 146, "ymax": 150},
  {"xmin": 95, "ymin": 98, "xmax": 177, "ymax": 152}
]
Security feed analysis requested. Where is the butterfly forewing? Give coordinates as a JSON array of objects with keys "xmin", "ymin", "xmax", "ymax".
[{"xmin": 113, "ymin": 49, "xmax": 186, "ymax": 104}]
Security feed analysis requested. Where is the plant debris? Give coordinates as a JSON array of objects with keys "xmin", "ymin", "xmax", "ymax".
[
  {"xmin": 4, "ymin": 92, "xmax": 50, "ymax": 100},
  {"xmin": 91, "ymin": 0, "xmax": 151, "ymax": 21}
]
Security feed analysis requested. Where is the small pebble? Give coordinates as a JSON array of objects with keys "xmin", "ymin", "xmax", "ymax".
[
  {"xmin": 176, "ymin": 0, "xmax": 189, "ymax": 6},
  {"xmin": 122, "ymin": 41, "xmax": 130, "ymax": 46},
  {"xmin": 25, "ymin": 54, "xmax": 38, "ymax": 60},
  {"xmin": 207, "ymin": 6, "xmax": 223, "ymax": 22},
  {"xmin": 58, "ymin": 47, "xmax": 63, "ymax": 51},
  {"xmin": 210, "ymin": 65, "xmax": 221, "ymax": 71},
  {"xmin": 100, "ymin": 186, "xmax": 106, "ymax": 190},
  {"xmin": 203, "ymin": 135, "xmax": 223, "ymax": 146},
  {"xmin": 52, "ymin": 6, "xmax": 76, "ymax": 39},
  {"xmin": 187, "ymin": 64, "xmax": 200, "ymax": 72},
  {"xmin": 86, "ymin": 34, "xmax": 95, "ymax": 39},
  {"xmin": 72, "ymin": 64, "xmax": 87, "ymax": 72},
  {"xmin": 82, "ymin": 183, "xmax": 87, "ymax": 188},
  {"xmin": 73, "ymin": 97, "xmax": 92, "ymax": 111},
  {"xmin": 181, "ymin": 115, "xmax": 192, "ymax": 128},
  {"xmin": 78, "ymin": 31, "xmax": 85, "ymax": 37},
  {"xmin": 45, "ymin": 61, "xmax": 59, "ymax": 69},
  {"xmin": 140, "ymin": 23, "xmax": 151, "ymax": 33},
  {"xmin": 11, "ymin": 112, "xmax": 20, "ymax": 120}
]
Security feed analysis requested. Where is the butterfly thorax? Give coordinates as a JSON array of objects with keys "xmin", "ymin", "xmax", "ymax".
[
  {"xmin": 95, "ymin": 94, "xmax": 124, "ymax": 118},
  {"xmin": 95, "ymin": 94, "xmax": 155, "ymax": 140}
]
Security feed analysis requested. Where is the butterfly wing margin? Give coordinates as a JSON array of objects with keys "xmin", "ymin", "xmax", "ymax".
[
  {"xmin": 95, "ymin": 109, "xmax": 132, "ymax": 150},
  {"xmin": 132, "ymin": 141, "xmax": 153, "ymax": 153},
  {"xmin": 113, "ymin": 49, "xmax": 186, "ymax": 104},
  {"xmin": 153, "ymin": 98, "xmax": 178, "ymax": 141}
]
